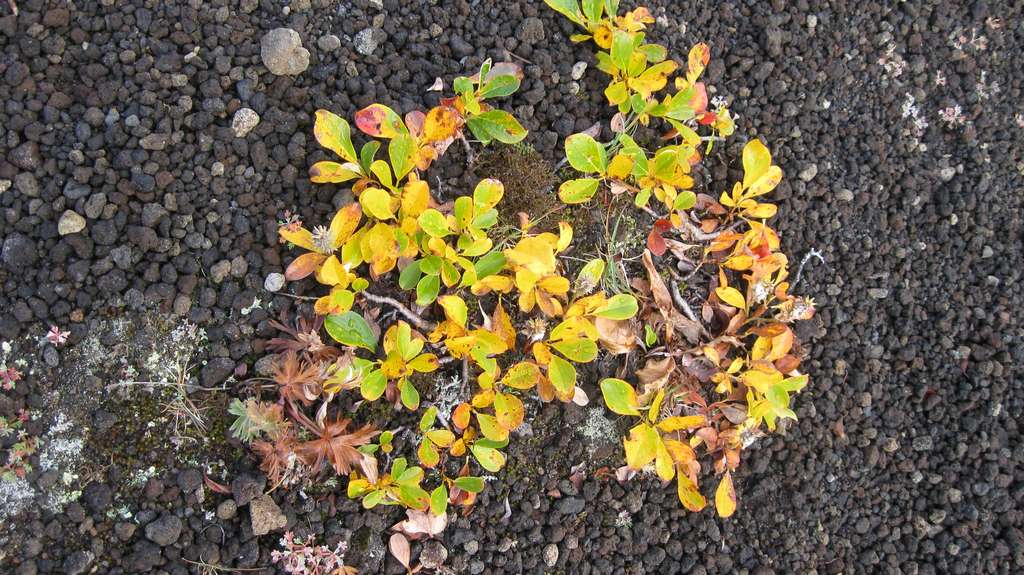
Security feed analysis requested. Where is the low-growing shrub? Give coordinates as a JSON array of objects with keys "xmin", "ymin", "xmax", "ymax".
[{"xmin": 228, "ymin": 2, "xmax": 816, "ymax": 567}]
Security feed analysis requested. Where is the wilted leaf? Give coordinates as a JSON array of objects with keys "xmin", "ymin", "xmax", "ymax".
[
  {"xmin": 595, "ymin": 316, "xmax": 637, "ymax": 354},
  {"xmin": 388, "ymin": 533, "xmax": 411, "ymax": 570}
]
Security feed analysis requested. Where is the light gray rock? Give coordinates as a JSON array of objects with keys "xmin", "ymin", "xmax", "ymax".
[
  {"xmin": 58, "ymin": 210, "xmax": 87, "ymax": 235},
  {"xmin": 232, "ymin": 108, "xmax": 260, "ymax": 137},
  {"xmin": 264, "ymin": 272, "xmax": 285, "ymax": 292},
  {"xmin": 261, "ymin": 28, "xmax": 310, "ymax": 76},
  {"xmin": 250, "ymin": 495, "xmax": 287, "ymax": 536}
]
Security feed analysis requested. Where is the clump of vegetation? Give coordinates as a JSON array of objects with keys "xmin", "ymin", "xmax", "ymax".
[
  {"xmin": 228, "ymin": 3, "xmax": 816, "ymax": 568},
  {"xmin": 1, "ymin": 345, "xmax": 37, "ymax": 482},
  {"xmin": 546, "ymin": 0, "xmax": 815, "ymax": 517}
]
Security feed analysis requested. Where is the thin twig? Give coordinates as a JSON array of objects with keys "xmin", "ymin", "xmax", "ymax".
[
  {"xmin": 459, "ymin": 134, "xmax": 476, "ymax": 168},
  {"xmin": 461, "ymin": 357, "xmax": 470, "ymax": 389},
  {"xmin": 275, "ymin": 292, "xmax": 319, "ymax": 302},
  {"xmin": 670, "ymin": 281, "xmax": 699, "ymax": 323},
  {"xmin": 361, "ymin": 291, "xmax": 435, "ymax": 331},
  {"xmin": 792, "ymin": 248, "xmax": 826, "ymax": 288}
]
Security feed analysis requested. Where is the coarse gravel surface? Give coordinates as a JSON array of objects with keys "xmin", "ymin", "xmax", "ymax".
[{"xmin": 1, "ymin": 0, "xmax": 1022, "ymax": 574}]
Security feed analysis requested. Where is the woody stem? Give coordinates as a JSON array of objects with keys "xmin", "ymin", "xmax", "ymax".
[{"xmin": 360, "ymin": 291, "xmax": 435, "ymax": 331}]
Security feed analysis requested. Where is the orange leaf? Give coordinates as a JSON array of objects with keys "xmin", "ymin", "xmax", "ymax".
[{"xmin": 285, "ymin": 253, "xmax": 327, "ymax": 281}]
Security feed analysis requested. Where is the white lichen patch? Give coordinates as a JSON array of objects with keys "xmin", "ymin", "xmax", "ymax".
[
  {"xmin": 0, "ymin": 476, "xmax": 35, "ymax": 522},
  {"xmin": 578, "ymin": 407, "xmax": 618, "ymax": 448}
]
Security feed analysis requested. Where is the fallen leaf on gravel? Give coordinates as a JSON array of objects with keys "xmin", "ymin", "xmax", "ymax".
[
  {"xmin": 389, "ymin": 533, "xmax": 411, "ymax": 570},
  {"xmin": 393, "ymin": 509, "xmax": 448, "ymax": 539}
]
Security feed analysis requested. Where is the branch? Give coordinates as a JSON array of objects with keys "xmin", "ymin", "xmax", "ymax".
[
  {"xmin": 361, "ymin": 291, "xmax": 435, "ymax": 331},
  {"xmin": 7, "ymin": 0, "xmax": 17, "ymax": 16}
]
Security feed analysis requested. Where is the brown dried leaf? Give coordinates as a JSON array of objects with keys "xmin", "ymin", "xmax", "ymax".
[
  {"xmin": 636, "ymin": 356, "xmax": 676, "ymax": 399},
  {"xmin": 393, "ymin": 509, "xmax": 448, "ymax": 540},
  {"xmin": 295, "ymin": 418, "xmax": 378, "ymax": 476},
  {"xmin": 595, "ymin": 317, "xmax": 637, "ymax": 355},
  {"xmin": 389, "ymin": 533, "xmax": 411, "ymax": 570}
]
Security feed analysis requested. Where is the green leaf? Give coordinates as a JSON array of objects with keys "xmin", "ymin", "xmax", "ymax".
[
  {"xmin": 419, "ymin": 406, "xmax": 438, "ymax": 432},
  {"xmin": 389, "ymin": 133, "xmax": 415, "ymax": 181},
  {"xmin": 416, "ymin": 274, "xmax": 441, "ymax": 306},
  {"xmin": 673, "ymin": 191, "xmax": 696, "ymax": 211},
  {"xmin": 479, "ymin": 75, "xmax": 520, "ymax": 99},
  {"xmin": 470, "ymin": 444, "xmax": 506, "ymax": 472},
  {"xmin": 558, "ymin": 178, "xmax": 600, "ymax": 204},
  {"xmin": 644, "ymin": 324, "xmax": 657, "ymax": 347},
  {"xmin": 547, "ymin": 355, "xmax": 577, "ymax": 396},
  {"xmin": 325, "ymin": 311, "xmax": 378, "ymax": 352},
  {"xmin": 575, "ymin": 259, "xmax": 605, "ymax": 293},
  {"xmin": 430, "ymin": 485, "xmax": 448, "ymax": 516},
  {"xmin": 400, "ymin": 379, "xmax": 420, "ymax": 410},
  {"xmin": 361, "ymin": 369, "xmax": 387, "ymax": 401},
  {"xmin": 543, "ymin": 0, "xmax": 585, "ymax": 25},
  {"xmin": 359, "ymin": 140, "xmax": 380, "ymax": 173},
  {"xmin": 473, "ymin": 179, "xmax": 505, "ymax": 211},
  {"xmin": 594, "ymin": 293, "xmax": 639, "ymax": 320},
  {"xmin": 454, "ymin": 476, "xmax": 485, "ymax": 493},
  {"xmin": 565, "ymin": 133, "xmax": 608, "ymax": 174},
  {"xmin": 473, "ymin": 251, "xmax": 506, "ymax": 279},
  {"xmin": 399, "ymin": 261, "xmax": 423, "ymax": 290},
  {"xmin": 551, "ymin": 338, "xmax": 599, "ymax": 363},
  {"xmin": 611, "ymin": 30, "xmax": 634, "ymax": 71},
  {"xmin": 466, "ymin": 110, "xmax": 528, "ymax": 144},
  {"xmin": 600, "ymin": 377, "xmax": 641, "ymax": 416},
  {"xmin": 581, "ymin": 0, "xmax": 604, "ymax": 22},
  {"xmin": 418, "ymin": 209, "xmax": 452, "ymax": 238}
]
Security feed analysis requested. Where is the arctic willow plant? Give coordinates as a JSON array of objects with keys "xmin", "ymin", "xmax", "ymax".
[
  {"xmin": 232, "ymin": 57, "xmax": 641, "ymax": 559},
  {"xmin": 547, "ymin": 0, "xmax": 815, "ymax": 518}
]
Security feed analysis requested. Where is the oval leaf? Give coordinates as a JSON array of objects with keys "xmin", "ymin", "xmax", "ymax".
[
  {"xmin": 565, "ymin": 133, "xmax": 608, "ymax": 174},
  {"xmin": 715, "ymin": 472, "xmax": 736, "ymax": 518},
  {"xmin": 325, "ymin": 312, "xmax": 378, "ymax": 352},
  {"xmin": 600, "ymin": 378, "xmax": 640, "ymax": 416},
  {"xmin": 594, "ymin": 293, "xmax": 639, "ymax": 320},
  {"xmin": 558, "ymin": 178, "xmax": 600, "ymax": 204}
]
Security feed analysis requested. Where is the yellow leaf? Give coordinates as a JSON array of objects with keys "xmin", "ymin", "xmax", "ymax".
[
  {"xmin": 676, "ymin": 474, "xmax": 706, "ymax": 512},
  {"xmin": 360, "ymin": 187, "xmax": 396, "ymax": 220},
  {"xmin": 556, "ymin": 221, "xmax": 573, "ymax": 253},
  {"xmin": 537, "ymin": 275, "xmax": 570, "ymax": 296},
  {"xmin": 328, "ymin": 203, "xmax": 363, "ymax": 248},
  {"xmin": 400, "ymin": 178, "xmax": 430, "ymax": 218},
  {"xmin": 715, "ymin": 472, "xmax": 737, "ymax": 518},
  {"xmin": 624, "ymin": 423, "xmax": 659, "ymax": 470},
  {"xmin": 492, "ymin": 300, "xmax": 517, "ymax": 351},
  {"xmin": 715, "ymin": 286, "xmax": 746, "ymax": 309},
  {"xmin": 500, "ymin": 361, "xmax": 541, "ymax": 390},
  {"xmin": 658, "ymin": 415, "xmax": 706, "ymax": 432},
  {"xmin": 747, "ymin": 166, "xmax": 783, "ymax": 198},
  {"xmin": 279, "ymin": 226, "xmax": 316, "ymax": 252},
  {"xmin": 743, "ymin": 202, "xmax": 777, "ymax": 219},
  {"xmin": 655, "ymin": 435, "xmax": 675, "ymax": 481},
  {"xmin": 423, "ymin": 106, "xmax": 460, "ymax": 142},
  {"xmin": 505, "ymin": 236, "xmax": 557, "ymax": 276},
  {"xmin": 741, "ymin": 139, "xmax": 773, "ymax": 189},
  {"xmin": 438, "ymin": 295, "xmax": 468, "ymax": 327},
  {"xmin": 607, "ymin": 154, "xmax": 635, "ymax": 180}
]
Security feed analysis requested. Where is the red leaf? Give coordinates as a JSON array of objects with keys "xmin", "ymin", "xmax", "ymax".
[
  {"xmin": 647, "ymin": 228, "xmax": 667, "ymax": 256},
  {"xmin": 203, "ymin": 474, "xmax": 231, "ymax": 495},
  {"xmin": 646, "ymin": 219, "xmax": 673, "ymax": 257}
]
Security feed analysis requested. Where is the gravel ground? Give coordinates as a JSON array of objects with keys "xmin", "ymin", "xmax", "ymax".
[{"xmin": 1, "ymin": 0, "xmax": 1023, "ymax": 574}]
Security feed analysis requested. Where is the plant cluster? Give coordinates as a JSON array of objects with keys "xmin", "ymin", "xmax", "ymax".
[
  {"xmin": 546, "ymin": 0, "xmax": 815, "ymax": 516},
  {"xmin": 271, "ymin": 531, "xmax": 355, "ymax": 575},
  {"xmin": 1, "ymin": 345, "xmax": 36, "ymax": 482},
  {"xmin": 229, "ymin": 3, "xmax": 816, "ymax": 567},
  {"xmin": 231, "ymin": 59, "xmax": 643, "ymax": 566}
]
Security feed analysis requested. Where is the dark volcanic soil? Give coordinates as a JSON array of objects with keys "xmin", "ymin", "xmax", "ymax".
[{"xmin": 1, "ymin": 0, "xmax": 1023, "ymax": 574}]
